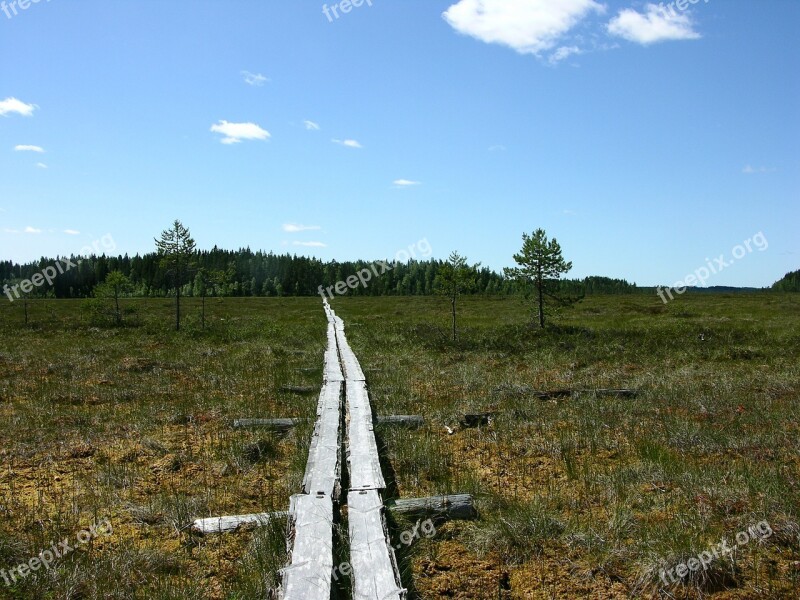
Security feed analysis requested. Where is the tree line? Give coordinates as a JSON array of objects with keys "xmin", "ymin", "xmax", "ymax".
[{"xmin": 1, "ymin": 242, "xmax": 638, "ymax": 301}]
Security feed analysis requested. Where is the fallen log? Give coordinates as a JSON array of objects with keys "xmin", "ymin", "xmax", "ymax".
[
  {"xmin": 280, "ymin": 385, "xmax": 318, "ymax": 395},
  {"xmin": 193, "ymin": 494, "xmax": 477, "ymax": 536},
  {"xmin": 232, "ymin": 418, "xmax": 298, "ymax": 432},
  {"xmin": 533, "ymin": 388, "xmax": 638, "ymax": 399},
  {"xmin": 191, "ymin": 511, "xmax": 286, "ymax": 535},
  {"xmin": 233, "ymin": 415, "xmax": 424, "ymax": 430},
  {"xmin": 386, "ymin": 494, "xmax": 477, "ymax": 521},
  {"xmin": 375, "ymin": 415, "xmax": 424, "ymax": 429},
  {"xmin": 589, "ymin": 388, "xmax": 638, "ymax": 397}
]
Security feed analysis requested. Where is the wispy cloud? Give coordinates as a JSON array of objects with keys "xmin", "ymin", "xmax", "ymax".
[
  {"xmin": 36, "ymin": 162, "xmax": 48, "ymax": 169},
  {"xmin": 304, "ymin": 120, "xmax": 320, "ymax": 131},
  {"xmin": 607, "ymin": 3, "xmax": 701, "ymax": 45},
  {"xmin": 0, "ymin": 97, "xmax": 36, "ymax": 117},
  {"xmin": 488, "ymin": 144, "xmax": 506, "ymax": 152},
  {"xmin": 210, "ymin": 120, "xmax": 271, "ymax": 144},
  {"xmin": 393, "ymin": 179, "xmax": 421, "ymax": 187},
  {"xmin": 24, "ymin": 226, "xmax": 42, "ymax": 234},
  {"xmin": 64, "ymin": 229, "xmax": 81, "ymax": 235},
  {"xmin": 14, "ymin": 144, "xmax": 45, "ymax": 153},
  {"xmin": 332, "ymin": 138, "xmax": 363, "ymax": 149},
  {"xmin": 443, "ymin": 0, "xmax": 604, "ymax": 57},
  {"xmin": 282, "ymin": 223, "xmax": 322, "ymax": 233},
  {"xmin": 242, "ymin": 71, "xmax": 269, "ymax": 86},
  {"xmin": 549, "ymin": 45, "xmax": 581, "ymax": 64},
  {"xmin": 292, "ymin": 241, "xmax": 327, "ymax": 248},
  {"xmin": 742, "ymin": 164, "xmax": 776, "ymax": 175}
]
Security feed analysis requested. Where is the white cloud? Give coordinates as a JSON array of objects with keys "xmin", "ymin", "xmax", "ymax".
[
  {"xmin": 64, "ymin": 229, "xmax": 81, "ymax": 235},
  {"xmin": 393, "ymin": 179, "xmax": 421, "ymax": 187},
  {"xmin": 607, "ymin": 4, "xmax": 701, "ymax": 45},
  {"xmin": 14, "ymin": 145, "xmax": 45, "ymax": 153},
  {"xmin": 488, "ymin": 144, "xmax": 506, "ymax": 152},
  {"xmin": 443, "ymin": 0, "xmax": 604, "ymax": 56},
  {"xmin": 24, "ymin": 226, "xmax": 42, "ymax": 234},
  {"xmin": 36, "ymin": 163, "xmax": 48, "ymax": 169},
  {"xmin": 742, "ymin": 165, "xmax": 776, "ymax": 175},
  {"xmin": 210, "ymin": 120, "xmax": 271, "ymax": 144},
  {"xmin": 0, "ymin": 97, "xmax": 36, "ymax": 117},
  {"xmin": 549, "ymin": 45, "xmax": 582, "ymax": 64},
  {"xmin": 304, "ymin": 120, "xmax": 320, "ymax": 131},
  {"xmin": 282, "ymin": 223, "xmax": 322, "ymax": 233},
  {"xmin": 242, "ymin": 71, "xmax": 269, "ymax": 86},
  {"xmin": 332, "ymin": 138, "xmax": 363, "ymax": 149},
  {"xmin": 292, "ymin": 241, "xmax": 327, "ymax": 248}
]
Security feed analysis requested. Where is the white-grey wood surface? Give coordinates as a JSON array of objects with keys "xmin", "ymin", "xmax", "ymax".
[
  {"xmin": 348, "ymin": 489, "xmax": 405, "ymax": 600},
  {"xmin": 282, "ymin": 494, "xmax": 334, "ymax": 600}
]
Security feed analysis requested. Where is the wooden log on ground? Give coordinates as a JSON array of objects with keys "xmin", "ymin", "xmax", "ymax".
[
  {"xmin": 232, "ymin": 415, "xmax": 423, "ymax": 431},
  {"xmin": 532, "ymin": 388, "xmax": 638, "ymax": 400},
  {"xmin": 586, "ymin": 388, "xmax": 638, "ymax": 397},
  {"xmin": 232, "ymin": 417, "xmax": 298, "ymax": 432},
  {"xmin": 280, "ymin": 385, "xmax": 318, "ymax": 395},
  {"xmin": 531, "ymin": 389, "xmax": 573, "ymax": 400},
  {"xmin": 375, "ymin": 415, "xmax": 424, "ymax": 428},
  {"xmin": 386, "ymin": 494, "xmax": 477, "ymax": 521},
  {"xmin": 191, "ymin": 511, "xmax": 286, "ymax": 535}
]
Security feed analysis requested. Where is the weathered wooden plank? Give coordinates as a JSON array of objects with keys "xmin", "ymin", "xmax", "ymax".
[
  {"xmin": 324, "ymin": 348, "xmax": 344, "ymax": 383},
  {"xmin": 302, "ymin": 382, "xmax": 342, "ymax": 498},
  {"xmin": 338, "ymin": 345, "xmax": 366, "ymax": 381},
  {"xmin": 191, "ymin": 511, "xmax": 286, "ymax": 535},
  {"xmin": 346, "ymin": 380, "xmax": 385, "ymax": 490},
  {"xmin": 281, "ymin": 494, "xmax": 334, "ymax": 600},
  {"xmin": 348, "ymin": 489, "xmax": 405, "ymax": 600},
  {"xmin": 386, "ymin": 494, "xmax": 477, "ymax": 521}
]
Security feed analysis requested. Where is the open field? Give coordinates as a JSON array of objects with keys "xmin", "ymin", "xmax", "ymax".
[{"xmin": 1, "ymin": 294, "xmax": 798, "ymax": 599}]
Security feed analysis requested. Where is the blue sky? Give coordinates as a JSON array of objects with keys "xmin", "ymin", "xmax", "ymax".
[{"xmin": 1, "ymin": 0, "xmax": 797, "ymax": 287}]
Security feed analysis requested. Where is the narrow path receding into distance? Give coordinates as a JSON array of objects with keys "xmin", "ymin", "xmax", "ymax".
[{"xmin": 281, "ymin": 300, "xmax": 404, "ymax": 599}]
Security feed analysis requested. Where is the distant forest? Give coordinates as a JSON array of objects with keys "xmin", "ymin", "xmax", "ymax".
[
  {"xmin": 773, "ymin": 269, "xmax": 800, "ymax": 292},
  {"xmin": 0, "ymin": 247, "xmax": 641, "ymax": 299}
]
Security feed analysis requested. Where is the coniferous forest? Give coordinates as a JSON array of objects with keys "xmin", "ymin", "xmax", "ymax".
[{"xmin": 1, "ymin": 247, "xmax": 642, "ymax": 300}]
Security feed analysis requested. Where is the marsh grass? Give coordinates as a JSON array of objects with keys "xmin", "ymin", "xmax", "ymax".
[
  {"xmin": 1, "ymin": 293, "xmax": 798, "ymax": 598},
  {"xmin": 335, "ymin": 293, "xmax": 800, "ymax": 598}
]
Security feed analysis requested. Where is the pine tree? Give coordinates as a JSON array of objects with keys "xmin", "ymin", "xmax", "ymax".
[
  {"xmin": 155, "ymin": 220, "xmax": 196, "ymax": 331},
  {"xmin": 504, "ymin": 229, "xmax": 573, "ymax": 328},
  {"xmin": 436, "ymin": 251, "xmax": 479, "ymax": 341}
]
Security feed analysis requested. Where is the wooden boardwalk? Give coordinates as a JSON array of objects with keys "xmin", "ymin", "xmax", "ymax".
[{"xmin": 281, "ymin": 300, "xmax": 404, "ymax": 599}]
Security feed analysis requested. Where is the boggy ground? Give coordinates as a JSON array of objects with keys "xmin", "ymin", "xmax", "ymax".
[{"xmin": 0, "ymin": 293, "xmax": 798, "ymax": 598}]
